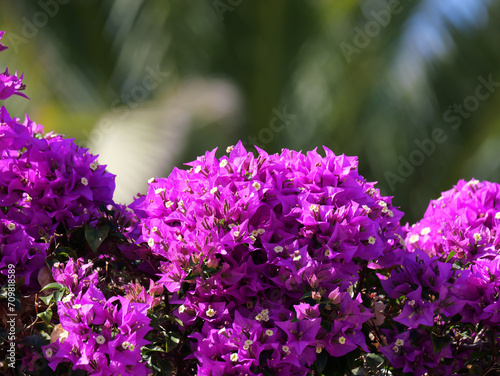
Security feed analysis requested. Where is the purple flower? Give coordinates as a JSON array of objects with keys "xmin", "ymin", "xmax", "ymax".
[
  {"xmin": 0, "ymin": 106, "xmax": 115, "ymax": 290},
  {"xmin": 42, "ymin": 259, "xmax": 153, "ymax": 375},
  {"xmin": 0, "ymin": 32, "xmax": 28, "ymax": 100},
  {"xmin": 0, "ymin": 69, "xmax": 28, "ymax": 100},
  {"xmin": 0, "ymin": 31, "xmax": 7, "ymax": 53},
  {"xmin": 383, "ymin": 179, "xmax": 500, "ymax": 375},
  {"xmin": 394, "ymin": 286, "xmax": 435, "ymax": 327},
  {"xmin": 131, "ymin": 141, "xmax": 406, "ymax": 374}
]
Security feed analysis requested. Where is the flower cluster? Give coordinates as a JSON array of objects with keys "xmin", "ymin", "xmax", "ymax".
[
  {"xmin": 42, "ymin": 258, "xmax": 153, "ymax": 376},
  {"xmin": 0, "ymin": 31, "xmax": 27, "ymax": 100},
  {"xmin": 0, "ymin": 117, "xmax": 115, "ymax": 291},
  {"xmin": 131, "ymin": 142, "xmax": 406, "ymax": 375},
  {"xmin": 383, "ymin": 179, "xmax": 500, "ymax": 375},
  {"xmin": 0, "ymin": 31, "xmax": 115, "ymax": 290},
  {"xmin": 0, "ymin": 107, "xmax": 115, "ymax": 288},
  {"xmin": 4, "ymin": 28, "xmax": 500, "ymax": 376}
]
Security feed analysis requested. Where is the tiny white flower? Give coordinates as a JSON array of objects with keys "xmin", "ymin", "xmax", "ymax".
[
  {"xmin": 206, "ymin": 307, "xmax": 216, "ymax": 318},
  {"xmin": 24, "ymin": 194, "xmax": 32, "ymax": 202},
  {"xmin": 408, "ymin": 300, "xmax": 416, "ymax": 307},
  {"xmin": 324, "ymin": 249, "xmax": 331, "ymax": 257},
  {"xmin": 274, "ymin": 246, "xmax": 284, "ymax": 253},
  {"xmin": 122, "ymin": 341, "xmax": 130, "ymax": 349},
  {"xmin": 219, "ymin": 159, "xmax": 228, "ymax": 168},
  {"xmin": 393, "ymin": 345, "xmax": 400, "ymax": 353},
  {"xmin": 194, "ymin": 165, "xmax": 202, "ymax": 174},
  {"xmin": 148, "ymin": 238, "xmax": 155, "ymax": 247},
  {"xmin": 89, "ymin": 162, "xmax": 98, "ymax": 171},
  {"xmin": 226, "ymin": 145, "xmax": 234, "ymax": 153},
  {"xmin": 421, "ymin": 227, "xmax": 431, "ymax": 235},
  {"xmin": 347, "ymin": 284, "xmax": 354, "ymax": 296},
  {"xmin": 282, "ymin": 345, "xmax": 290, "ymax": 353},
  {"xmin": 210, "ymin": 187, "xmax": 218, "ymax": 194},
  {"xmin": 244, "ymin": 340, "xmax": 253, "ymax": 346},
  {"xmin": 45, "ymin": 348, "xmax": 53, "ymax": 358},
  {"xmin": 81, "ymin": 177, "xmax": 89, "ymax": 186},
  {"xmin": 165, "ymin": 200, "xmax": 174, "ymax": 209},
  {"xmin": 256, "ymin": 309, "xmax": 269, "ymax": 322},
  {"xmin": 154, "ymin": 188, "xmax": 165, "ymax": 195},
  {"xmin": 316, "ymin": 346, "xmax": 323, "ymax": 353},
  {"xmin": 129, "ymin": 344, "xmax": 135, "ymax": 351},
  {"xmin": 265, "ymin": 329, "xmax": 273, "ymax": 336},
  {"xmin": 251, "ymin": 230, "xmax": 259, "ymax": 237},
  {"xmin": 395, "ymin": 339, "xmax": 404, "ymax": 347},
  {"xmin": 368, "ymin": 236, "xmax": 376, "ymax": 245},
  {"xmin": 148, "ymin": 177, "xmax": 156, "ymax": 184},
  {"xmin": 151, "ymin": 226, "xmax": 158, "ymax": 233},
  {"xmin": 230, "ymin": 353, "xmax": 239, "ymax": 362},
  {"xmin": 72, "ymin": 304, "xmax": 82, "ymax": 309},
  {"xmin": 252, "ymin": 181, "xmax": 261, "ymax": 191},
  {"xmin": 96, "ymin": 335, "xmax": 105, "ymax": 345},
  {"xmin": 257, "ymin": 228, "xmax": 265, "ymax": 234},
  {"xmin": 362, "ymin": 204, "xmax": 371, "ymax": 213},
  {"xmin": 7, "ymin": 223, "xmax": 15, "ymax": 231},
  {"xmin": 233, "ymin": 231, "xmax": 240, "ymax": 237},
  {"xmin": 310, "ymin": 204, "xmax": 320, "ymax": 213},
  {"xmin": 178, "ymin": 305, "xmax": 186, "ymax": 313},
  {"xmin": 468, "ymin": 179, "xmax": 479, "ymax": 186},
  {"xmin": 378, "ymin": 200, "xmax": 387, "ymax": 207},
  {"xmin": 293, "ymin": 255, "xmax": 302, "ymax": 262},
  {"xmin": 474, "ymin": 233, "xmax": 482, "ymax": 243},
  {"xmin": 338, "ymin": 336, "xmax": 346, "ymax": 345},
  {"xmin": 495, "ymin": 212, "xmax": 500, "ymax": 220},
  {"xmin": 409, "ymin": 234, "xmax": 420, "ymax": 244}
]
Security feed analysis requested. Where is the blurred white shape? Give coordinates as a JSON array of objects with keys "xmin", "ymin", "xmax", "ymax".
[{"xmin": 88, "ymin": 78, "xmax": 243, "ymax": 204}]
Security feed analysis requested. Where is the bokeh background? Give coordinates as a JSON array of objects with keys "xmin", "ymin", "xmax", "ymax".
[{"xmin": 1, "ymin": 0, "xmax": 500, "ymax": 223}]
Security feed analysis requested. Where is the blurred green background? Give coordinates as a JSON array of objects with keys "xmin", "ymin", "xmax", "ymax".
[{"xmin": 1, "ymin": 0, "xmax": 500, "ymax": 223}]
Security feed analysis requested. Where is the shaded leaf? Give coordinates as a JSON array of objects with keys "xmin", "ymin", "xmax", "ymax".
[{"xmin": 85, "ymin": 224, "xmax": 110, "ymax": 252}]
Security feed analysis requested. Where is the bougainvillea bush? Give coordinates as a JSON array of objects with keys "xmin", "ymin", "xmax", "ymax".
[{"xmin": 1, "ymin": 30, "xmax": 500, "ymax": 376}]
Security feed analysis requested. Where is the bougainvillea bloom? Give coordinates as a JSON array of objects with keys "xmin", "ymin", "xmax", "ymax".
[
  {"xmin": 42, "ymin": 259, "xmax": 152, "ymax": 376},
  {"xmin": 0, "ymin": 32, "xmax": 27, "ymax": 100},
  {"xmin": 131, "ymin": 142, "xmax": 406, "ymax": 375},
  {"xmin": 0, "ymin": 108, "xmax": 115, "ymax": 288},
  {"xmin": 385, "ymin": 179, "xmax": 500, "ymax": 375}
]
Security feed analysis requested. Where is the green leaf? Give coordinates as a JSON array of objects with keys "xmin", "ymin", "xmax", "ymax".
[
  {"xmin": 54, "ymin": 246, "xmax": 77, "ymax": 261},
  {"xmin": 41, "ymin": 282, "xmax": 65, "ymax": 292},
  {"xmin": 300, "ymin": 291, "xmax": 312, "ymax": 300},
  {"xmin": 85, "ymin": 224, "xmax": 110, "ymax": 252},
  {"xmin": 431, "ymin": 332, "xmax": 452, "ymax": 353},
  {"xmin": 38, "ymin": 309, "xmax": 53, "ymax": 325},
  {"xmin": 141, "ymin": 345, "xmax": 166, "ymax": 355},
  {"xmin": 445, "ymin": 250, "xmax": 456, "ymax": 263},
  {"xmin": 315, "ymin": 350, "xmax": 328, "ymax": 373},
  {"xmin": 53, "ymin": 290, "xmax": 65, "ymax": 302},
  {"xmin": 39, "ymin": 293, "xmax": 54, "ymax": 305}
]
